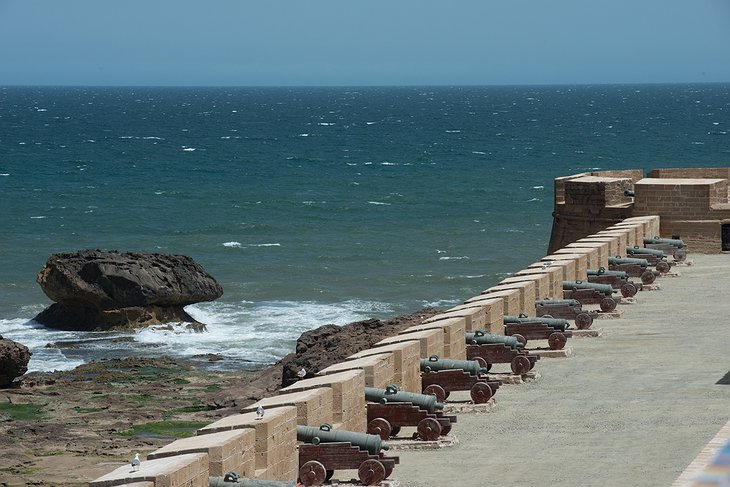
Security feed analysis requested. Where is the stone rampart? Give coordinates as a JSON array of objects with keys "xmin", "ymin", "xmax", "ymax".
[{"xmin": 89, "ymin": 215, "xmax": 668, "ymax": 486}]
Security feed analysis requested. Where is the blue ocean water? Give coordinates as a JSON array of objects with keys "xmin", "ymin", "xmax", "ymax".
[{"xmin": 1, "ymin": 84, "xmax": 728, "ymax": 372}]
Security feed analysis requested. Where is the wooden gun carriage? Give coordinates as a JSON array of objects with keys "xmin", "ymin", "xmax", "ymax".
[
  {"xmin": 562, "ymin": 280, "xmax": 621, "ymax": 312},
  {"xmin": 464, "ymin": 330, "xmax": 540, "ymax": 375},
  {"xmin": 365, "ymin": 385, "xmax": 457, "ymax": 441},
  {"xmin": 608, "ymin": 256, "xmax": 657, "ymax": 284},
  {"xmin": 504, "ymin": 314, "xmax": 573, "ymax": 350},
  {"xmin": 534, "ymin": 299, "xmax": 596, "ymax": 329},
  {"xmin": 643, "ymin": 236, "xmax": 687, "ymax": 263},
  {"xmin": 420, "ymin": 356, "xmax": 501, "ymax": 404},
  {"xmin": 587, "ymin": 267, "xmax": 638, "ymax": 297},
  {"xmin": 626, "ymin": 246, "xmax": 672, "ymax": 273},
  {"xmin": 297, "ymin": 424, "xmax": 399, "ymax": 486}
]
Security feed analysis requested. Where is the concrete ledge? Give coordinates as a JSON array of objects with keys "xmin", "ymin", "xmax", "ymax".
[
  {"xmin": 89, "ymin": 453, "xmax": 208, "ymax": 487},
  {"xmin": 527, "ymin": 348, "xmax": 573, "ymax": 358},
  {"xmin": 572, "ymin": 328, "xmax": 602, "ymax": 338},
  {"xmin": 386, "ymin": 435, "xmax": 459, "ymax": 451},
  {"xmin": 442, "ymin": 398, "xmax": 497, "ymax": 414},
  {"xmin": 485, "ymin": 371, "xmax": 541, "ymax": 385},
  {"xmin": 593, "ymin": 310, "xmax": 623, "ymax": 319},
  {"xmin": 242, "ymin": 388, "xmax": 333, "ymax": 427}
]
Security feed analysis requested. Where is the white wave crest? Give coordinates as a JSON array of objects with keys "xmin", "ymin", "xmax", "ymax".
[
  {"xmin": 439, "ymin": 256, "xmax": 470, "ymax": 261},
  {"xmin": 368, "ymin": 201, "xmax": 391, "ymax": 206},
  {"xmin": 222, "ymin": 241, "xmax": 242, "ymax": 247}
]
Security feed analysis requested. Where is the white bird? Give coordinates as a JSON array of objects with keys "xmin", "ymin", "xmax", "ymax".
[
  {"xmin": 131, "ymin": 453, "xmax": 141, "ymax": 472},
  {"xmin": 256, "ymin": 406, "xmax": 265, "ymax": 420},
  {"xmin": 297, "ymin": 368, "xmax": 307, "ymax": 379}
]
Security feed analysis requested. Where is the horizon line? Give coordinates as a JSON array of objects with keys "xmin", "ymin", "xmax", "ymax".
[{"xmin": 2, "ymin": 80, "xmax": 730, "ymax": 90}]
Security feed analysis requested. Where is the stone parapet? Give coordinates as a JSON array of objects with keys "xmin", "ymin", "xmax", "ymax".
[
  {"xmin": 400, "ymin": 317, "xmax": 467, "ymax": 360},
  {"xmin": 375, "ymin": 328, "xmax": 445, "ymax": 359},
  {"xmin": 482, "ymin": 281, "xmax": 535, "ymax": 315},
  {"xmin": 242, "ymin": 388, "xmax": 333, "ymax": 428},
  {"xmin": 90, "ymin": 453, "xmax": 209, "ymax": 487},
  {"xmin": 467, "ymin": 289, "xmax": 520, "ymax": 317},
  {"xmin": 317, "ymin": 353, "xmax": 395, "ymax": 389},
  {"xmin": 348, "ymin": 340, "xmax": 421, "ymax": 393},
  {"xmin": 279, "ymin": 370, "xmax": 366, "ymax": 433},
  {"xmin": 446, "ymin": 300, "xmax": 503, "ymax": 333}
]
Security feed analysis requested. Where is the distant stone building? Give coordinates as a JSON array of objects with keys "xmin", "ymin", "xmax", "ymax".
[{"xmin": 548, "ymin": 168, "xmax": 730, "ymax": 254}]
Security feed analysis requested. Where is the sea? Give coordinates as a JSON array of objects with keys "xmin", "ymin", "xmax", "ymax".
[{"xmin": 1, "ymin": 83, "xmax": 728, "ymax": 373}]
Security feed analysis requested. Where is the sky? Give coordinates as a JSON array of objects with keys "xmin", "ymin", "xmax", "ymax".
[{"xmin": 1, "ymin": 0, "xmax": 730, "ymax": 87}]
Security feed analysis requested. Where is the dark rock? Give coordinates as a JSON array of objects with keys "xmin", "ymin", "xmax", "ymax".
[
  {"xmin": 0, "ymin": 335, "xmax": 32, "ymax": 387},
  {"xmin": 279, "ymin": 308, "xmax": 442, "ymax": 388},
  {"xmin": 34, "ymin": 249, "xmax": 222, "ymax": 331}
]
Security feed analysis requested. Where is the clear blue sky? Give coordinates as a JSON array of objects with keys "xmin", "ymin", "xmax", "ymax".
[{"xmin": 1, "ymin": 0, "xmax": 729, "ymax": 86}]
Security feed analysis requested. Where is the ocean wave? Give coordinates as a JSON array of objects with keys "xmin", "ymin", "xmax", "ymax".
[
  {"xmin": 439, "ymin": 256, "xmax": 470, "ymax": 261},
  {"xmin": 533, "ymin": 185, "xmax": 544, "ymax": 189},
  {"xmin": 368, "ymin": 201, "xmax": 391, "ymax": 205},
  {"xmin": 0, "ymin": 173, "xmax": 9, "ymax": 176},
  {"xmin": 222, "ymin": 241, "xmax": 242, "ymax": 247},
  {"xmin": 30, "ymin": 216, "xmax": 47, "ymax": 219},
  {"xmin": 472, "ymin": 151, "xmax": 486, "ymax": 155},
  {"xmin": 182, "ymin": 146, "xmax": 196, "ymax": 151}
]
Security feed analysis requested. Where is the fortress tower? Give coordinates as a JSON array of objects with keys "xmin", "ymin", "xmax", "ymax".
[{"xmin": 548, "ymin": 167, "xmax": 730, "ymax": 254}]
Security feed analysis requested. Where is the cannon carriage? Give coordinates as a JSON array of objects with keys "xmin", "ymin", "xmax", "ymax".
[
  {"xmin": 365, "ymin": 385, "xmax": 457, "ymax": 441},
  {"xmin": 503, "ymin": 313, "xmax": 573, "ymax": 350},
  {"xmin": 608, "ymin": 256, "xmax": 657, "ymax": 285},
  {"xmin": 464, "ymin": 330, "xmax": 540, "ymax": 375},
  {"xmin": 625, "ymin": 246, "xmax": 672, "ymax": 273},
  {"xmin": 562, "ymin": 280, "xmax": 621, "ymax": 312},
  {"xmin": 419, "ymin": 355, "xmax": 501, "ymax": 404},
  {"xmin": 587, "ymin": 267, "xmax": 639, "ymax": 297},
  {"xmin": 643, "ymin": 236, "xmax": 688, "ymax": 262},
  {"xmin": 534, "ymin": 299, "xmax": 596, "ymax": 329},
  {"xmin": 297, "ymin": 424, "xmax": 399, "ymax": 486}
]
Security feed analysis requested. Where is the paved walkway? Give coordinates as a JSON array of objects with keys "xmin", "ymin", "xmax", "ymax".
[{"xmin": 392, "ymin": 255, "xmax": 730, "ymax": 487}]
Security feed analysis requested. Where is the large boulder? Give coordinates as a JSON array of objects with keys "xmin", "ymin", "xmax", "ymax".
[
  {"xmin": 0, "ymin": 336, "xmax": 31, "ymax": 387},
  {"xmin": 34, "ymin": 250, "xmax": 223, "ymax": 331}
]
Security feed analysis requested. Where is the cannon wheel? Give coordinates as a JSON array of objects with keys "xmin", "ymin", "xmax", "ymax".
[
  {"xmin": 548, "ymin": 332, "xmax": 567, "ymax": 350},
  {"xmin": 510, "ymin": 355, "xmax": 531, "ymax": 375},
  {"xmin": 423, "ymin": 384, "xmax": 446, "ymax": 403},
  {"xmin": 656, "ymin": 261, "xmax": 671, "ymax": 273},
  {"xmin": 470, "ymin": 381, "xmax": 493, "ymax": 404},
  {"xmin": 367, "ymin": 417, "xmax": 392, "ymax": 440},
  {"xmin": 640, "ymin": 270, "xmax": 656, "ymax": 285},
  {"xmin": 540, "ymin": 314, "xmax": 554, "ymax": 319},
  {"xmin": 440, "ymin": 421, "xmax": 452, "ymax": 436},
  {"xmin": 575, "ymin": 312, "xmax": 593, "ymax": 330},
  {"xmin": 512, "ymin": 333, "xmax": 527, "ymax": 347},
  {"xmin": 620, "ymin": 282, "xmax": 637, "ymax": 298},
  {"xmin": 299, "ymin": 460, "xmax": 327, "ymax": 487},
  {"xmin": 358, "ymin": 459, "xmax": 386, "ymax": 486},
  {"xmin": 474, "ymin": 356, "xmax": 490, "ymax": 371},
  {"xmin": 673, "ymin": 248, "xmax": 687, "ymax": 262},
  {"xmin": 600, "ymin": 297, "xmax": 617, "ymax": 313},
  {"xmin": 325, "ymin": 470, "xmax": 334, "ymax": 482},
  {"xmin": 417, "ymin": 417, "xmax": 442, "ymax": 441},
  {"xmin": 390, "ymin": 425, "xmax": 401, "ymax": 437},
  {"xmin": 383, "ymin": 461, "xmax": 394, "ymax": 480}
]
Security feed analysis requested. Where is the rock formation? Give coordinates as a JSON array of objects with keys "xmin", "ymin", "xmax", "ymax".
[
  {"xmin": 33, "ymin": 250, "xmax": 223, "ymax": 331},
  {"xmin": 0, "ymin": 335, "xmax": 31, "ymax": 387}
]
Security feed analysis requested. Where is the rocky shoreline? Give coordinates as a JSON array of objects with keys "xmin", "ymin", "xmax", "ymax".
[{"xmin": 0, "ymin": 308, "xmax": 440, "ymax": 487}]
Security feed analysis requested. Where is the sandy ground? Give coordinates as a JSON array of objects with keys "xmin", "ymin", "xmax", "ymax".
[{"xmin": 391, "ymin": 254, "xmax": 730, "ymax": 487}]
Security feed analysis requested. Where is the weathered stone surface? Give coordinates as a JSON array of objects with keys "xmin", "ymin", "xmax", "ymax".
[
  {"xmin": 33, "ymin": 250, "xmax": 223, "ymax": 331},
  {"xmin": 0, "ymin": 335, "xmax": 31, "ymax": 387}
]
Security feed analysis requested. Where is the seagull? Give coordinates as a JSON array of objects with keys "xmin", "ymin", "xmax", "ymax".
[
  {"xmin": 131, "ymin": 453, "xmax": 141, "ymax": 472},
  {"xmin": 297, "ymin": 368, "xmax": 307, "ymax": 379},
  {"xmin": 256, "ymin": 405, "xmax": 265, "ymax": 420}
]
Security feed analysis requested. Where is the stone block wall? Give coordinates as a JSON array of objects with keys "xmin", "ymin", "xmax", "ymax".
[
  {"xmin": 317, "ymin": 353, "xmax": 396, "ymax": 389},
  {"xmin": 500, "ymin": 274, "xmax": 552, "ymax": 302},
  {"xmin": 400, "ymin": 317, "xmax": 467, "ymax": 360},
  {"xmin": 444, "ymin": 300, "xmax": 503, "ymax": 333},
  {"xmin": 243, "ymin": 388, "xmax": 333, "ymax": 428},
  {"xmin": 514, "ymin": 266, "xmax": 563, "ymax": 300},
  {"xmin": 468, "ymin": 289, "xmax": 521, "ymax": 317},
  {"xmin": 483, "ymin": 281, "xmax": 536, "ymax": 314},
  {"xmin": 348, "ymin": 340, "xmax": 421, "ymax": 393}
]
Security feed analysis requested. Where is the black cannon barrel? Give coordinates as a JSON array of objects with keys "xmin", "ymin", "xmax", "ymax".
[
  {"xmin": 465, "ymin": 330, "xmax": 524, "ymax": 349},
  {"xmin": 562, "ymin": 280, "xmax": 614, "ymax": 295},
  {"xmin": 297, "ymin": 424, "xmax": 388, "ymax": 455},
  {"xmin": 419, "ymin": 355, "xmax": 490, "ymax": 375},
  {"xmin": 624, "ymin": 189, "xmax": 635, "ymax": 197},
  {"xmin": 209, "ymin": 473, "xmax": 295, "ymax": 487},
  {"xmin": 626, "ymin": 246, "xmax": 666, "ymax": 258},
  {"xmin": 608, "ymin": 256, "xmax": 650, "ymax": 267},
  {"xmin": 643, "ymin": 236, "xmax": 685, "ymax": 248},
  {"xmin": 587, "ymin": 267, "xmax": 629, "ymax": 279},
  {"xmin": 535, "ymin": 298, "xmax": 582, "ymax": 307},
  {"xmin": 504, "ymin": 315, "xmax": 569, "ymax": 331},
  {"xmin": 365, "ymin": 384, "xmax": 444, "ymax": 413}
]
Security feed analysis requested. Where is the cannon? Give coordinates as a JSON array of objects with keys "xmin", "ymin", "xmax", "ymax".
[
  {"xmin": 420, "ymin": 355, "xmax": 501, "ymax": 404},
  {"xmin": 365, "ymin": 385, "xmax": 457, "ymax": 441},
  {"xmin": 210, "ymin": 473, "xmax": 295, "ymax": 487},
  {"xmin": 643, "ymin": 236, "xmax": 688, "ymax": 262},
  {"xmin": 625, "ymin": 246, "xmax": 671, "ymax": 273},
  {"xmin": 562, "ymin": 280, "xmax": 621, "ymax": 312},
  {"xmin": 587, "ymin": 267, "xmax": 638, "ymax": 297},
  {"xmin": 534, "ymin": 299, "xmax": 596, "ymax": 329},
  {"xmin": 465, "ymin": 330, "xmax": 540, "ymax": 375},
  {"xmin": 608, "ymin": 256, "xmax": 657, "ymax": 284},
  {"xmin": 503, "ymin": 314, "xmax": 573, "ymax": 350},
  {"xmin": 297, "ymin": 424, "xmax": 399, "ymax": 486}
]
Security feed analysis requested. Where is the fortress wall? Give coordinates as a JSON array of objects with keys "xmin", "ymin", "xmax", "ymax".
[{"xmin": 90, "ymin": 206, "xmax": 686, "ymax": 486}]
